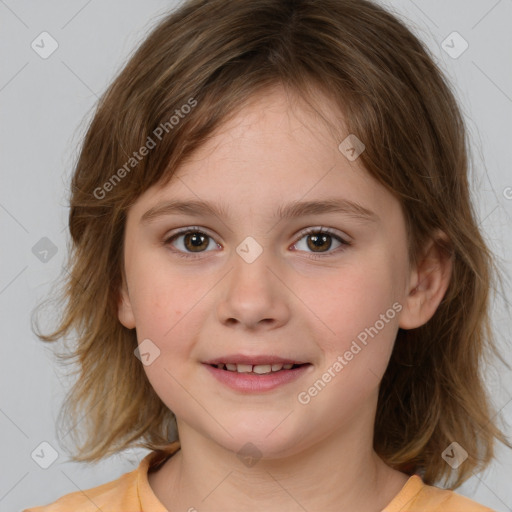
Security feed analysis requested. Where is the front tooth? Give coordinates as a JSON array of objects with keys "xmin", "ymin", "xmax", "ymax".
[
  {"xmin": 236, "ymin": 364, "xmax": 253, "ymax": 373},
  {"xmin": 225, "ymin": 363, "xmax": 237, "ymax": 371},
  {"xmin": 253, "ymin": 364, "xmax": 272, "ymax": 374},
  {"xmin": 283, "ymin": 363, "xmax": 293, "ymax": 370},
  {"xmin": 271, "ymin": 363, "xmax": 284, "ymax": 372}
]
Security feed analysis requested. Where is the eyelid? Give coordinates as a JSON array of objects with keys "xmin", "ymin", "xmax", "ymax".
[
  {"xmin": 292, "ymin": 225, "xmax": 352, "ymax": 244},
  {"xmin": 164, "ymin": 225, "xmax": 218, "ymax": 244},
  {"xmin": 163, "ymin": 226, "xmax": 220, "ymax": 254}
]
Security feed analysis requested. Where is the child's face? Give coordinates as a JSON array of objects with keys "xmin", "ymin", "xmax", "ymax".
[{"xmin": 119, "ymin": 86, "xmax": 414, "ymax": 457}]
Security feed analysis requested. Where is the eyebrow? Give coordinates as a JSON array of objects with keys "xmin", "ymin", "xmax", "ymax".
[{"xmin": 140, "ymin": 198, "xmax": 379, "ymax": 224}]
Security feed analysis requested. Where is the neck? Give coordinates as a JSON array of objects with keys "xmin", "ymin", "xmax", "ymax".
[{"xmin": 149, "ymin": 407, "xmax": 409, "ymax": 511}]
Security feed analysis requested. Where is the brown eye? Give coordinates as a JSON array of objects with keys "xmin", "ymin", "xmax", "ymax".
[
  {"xmin": 165, "ymin": 229, "xmax": 218, "ymax": 257},
  {"xmin": 292, "ymin": 228, "xmax": 350, "ymax": 258},
  {"xmin": 306, "ymin": 233, "xmax": 333, "ymax": 252},
  {"xmin": 182, "ymin": 232, "xmax": 209, "ymax": 252}
]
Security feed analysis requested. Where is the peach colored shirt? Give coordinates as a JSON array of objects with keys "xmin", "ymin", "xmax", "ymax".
[{"xmin": 23, "ymin": 442, "xmax": 495, "ymax": 511}]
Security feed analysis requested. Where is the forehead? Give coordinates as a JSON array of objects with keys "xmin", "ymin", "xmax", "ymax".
[{"xmin": 128, "ymin": 86, "xmax": 399, "ymax": 225}]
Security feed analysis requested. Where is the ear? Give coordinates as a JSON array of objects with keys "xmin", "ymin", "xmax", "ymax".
[
  {"xmin": 399, "ymin": 230, "xmax": 453, "ymax": 330},
  {"xmin": 117, "ymin": 271, "xmax": 136, "ymax": 329}
]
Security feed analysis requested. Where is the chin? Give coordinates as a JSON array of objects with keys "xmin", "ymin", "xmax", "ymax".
[{"xmin": 210, "ymin": 421, "xmax": 312, "ymax": 462}]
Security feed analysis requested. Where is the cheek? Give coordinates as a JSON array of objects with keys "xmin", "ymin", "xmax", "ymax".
[
  {"xmin": 128, "ymin": 261, "xmax": 208, "ymax": 366},
  {"xmin": 316, "ymin": 262, "xmax": 398, "ymax": 346},
  {"xmin": 132, "ymin": 274, "xmax": 202, "ymax": 412},
  {"xmin": 132, "ymin": 286, "xmax": 177, "ymax": 338},
  {"xmin": 126, "ymin": 249, "xmax": 190, "ymax": 336},
  {"xmin": 301, "ymin": 307, "xmax": 399, "ymax": 415},
  {"xmin": 305, "ymin": 258, "xmax": 401, "ymax": 403}
]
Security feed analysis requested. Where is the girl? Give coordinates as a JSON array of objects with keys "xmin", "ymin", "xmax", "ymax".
[{"xmin": 25, "ymin": 0, "xmax": 510, "ymax": 510}]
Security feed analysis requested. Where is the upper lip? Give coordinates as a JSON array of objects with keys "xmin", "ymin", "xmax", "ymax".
[{"xmin": 203, "ymin": 354, "xmax": 309, "ymax": 365}]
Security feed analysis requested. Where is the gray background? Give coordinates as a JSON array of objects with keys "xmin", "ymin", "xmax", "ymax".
[{"xmin": 1, "ymin": 0, "xmax": 511, "ymax": 510}]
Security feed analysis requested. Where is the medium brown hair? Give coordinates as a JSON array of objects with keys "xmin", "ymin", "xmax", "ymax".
[{"xmin": 33, "ymin": 0, "xmax": 510, "ymax": 488}]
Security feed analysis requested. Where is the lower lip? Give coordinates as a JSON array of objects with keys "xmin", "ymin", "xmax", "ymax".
[{"xmin": 203, "ymin": 364, "xmax": 312, "ymax": 392}]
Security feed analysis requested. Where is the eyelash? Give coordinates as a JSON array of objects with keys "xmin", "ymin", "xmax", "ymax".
[{"xmin": 163, "ymin": 226, "xmax": 351, "ymax": 260}]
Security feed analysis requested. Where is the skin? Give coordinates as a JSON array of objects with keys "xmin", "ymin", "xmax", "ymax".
[{"xmin": 118, "ymin": 85, "xmax": 452, "ymax": 511}]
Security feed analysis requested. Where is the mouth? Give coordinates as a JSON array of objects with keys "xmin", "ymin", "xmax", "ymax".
[
  {"xmin": 207, "ymin": 362, "xmax": 309, "ymax": 374},
  {"xmin": 202, "ymin": 358, "xmax": 313, "ymax": 393}
]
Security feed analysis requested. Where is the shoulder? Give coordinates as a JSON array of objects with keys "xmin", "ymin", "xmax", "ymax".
[
  {"xmin": 21, "ymin": 467, "xmax": 140, "ymax": 512},
  {"xmin": 22, "ymin": 443, "xmax": 180, "ymax": 512},
  {"xmin": 419, "ymin": 485, "xmax": 496, "ymax": 511},
  {"xmin": 387, "ymin": 475, "xmax": 497, "ymax": 512}
]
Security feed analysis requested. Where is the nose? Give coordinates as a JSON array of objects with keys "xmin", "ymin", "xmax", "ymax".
[{"xmin": 216, "ymin": 247, "xmax": 291, "ymax": 331}]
